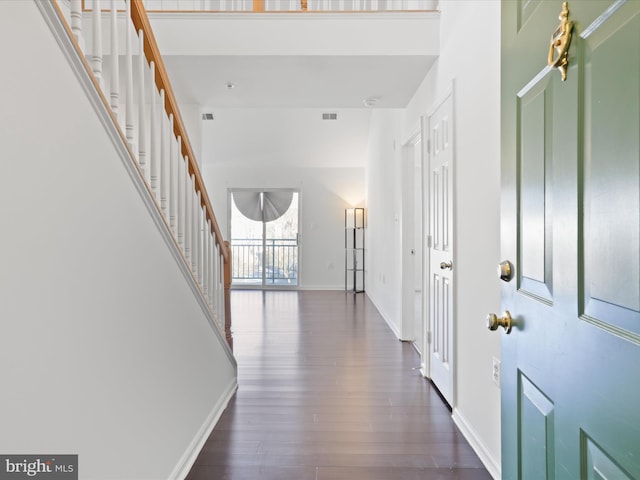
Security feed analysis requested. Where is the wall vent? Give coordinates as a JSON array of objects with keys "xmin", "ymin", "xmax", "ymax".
[
  {"xmin": 202, "ymin": 113, "xmax": 214, "ymax": 120},
  {"xmin": 322, "ymin": 113, "xmax": 338, "ymax": 120}
]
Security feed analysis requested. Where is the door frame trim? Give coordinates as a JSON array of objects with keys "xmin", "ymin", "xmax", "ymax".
[{"xmin": 400, "ymin": 121, "xmax": 428, "ymax": 369}]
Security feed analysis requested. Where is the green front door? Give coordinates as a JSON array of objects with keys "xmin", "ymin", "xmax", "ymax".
[{"xmin": 501, "ymin": 1, "xmax": 640, "ymax": 478}]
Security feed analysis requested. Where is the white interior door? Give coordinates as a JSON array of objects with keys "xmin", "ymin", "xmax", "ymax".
[{"xmin": 428, "ymin": 93, "xmax": 454, "ymax": 405}]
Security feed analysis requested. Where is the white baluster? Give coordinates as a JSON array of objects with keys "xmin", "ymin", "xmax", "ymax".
[
  {"xmin": 149, "ymin": 62, "xmax": 158, "ymax": 194},
  {"xmin": 109, "ymin": 0, "xmax": 120, "ymax": 121},
  {"xmin": 194, "ymin": 191, "xmax": 201, "ymax": 276},
  {"xmin": 210, "ymin": 226, "xmax": 215, "ymax": 307},
  {"xmin": 221, "ymin": 248, "xmax": 225, "ymax": 322},
  {"xmin": 185, "ymin": 172, "xmax": 192, "ymax": 262},
  {"xmin": 213, "ymin": 244, "xmax": 219, "ymax": 320},
  {"xmin": 177, "ymin": 148, "xmax": 185, "ymax": 248},
  {"xmin": 138, "ymin": 30, "xmax": 147, "ymax": 176},
  {"xmin": 191, "ymin": 177, "xmax": 198, "ymax": 273},
  {"xmin": 213, "ymin": 243, "xmax": 218, "ymax": 312},
  {"xmin": 159, "ymin": 90, "xmax": 168, "ymax": 214},
  {"xmin": 198, "ymin": 204, "xmax": 205, "ymax": 284},
  {"xmin": 210, "ymin": 240, "xmax": 218, "ymax": 312},
  {"xmin": 211, "ymin": 230, "xmax": 216, "ymax": 308},
  {"xmin": 209, "ymin": 229, "xmax": 215, "ymax": 308},
  {"xmin": 216, "ymin": 244, "xmax": 223, "ymax": 322},
  {"xmin": 200, "ymin": 207, "xmax": 207, "ymax": 288},
  {"xmin": 169, "ymin": 115, "xmax": 177, "ymax": 230},
  {"xmin": 215, "ymin": 253, "xmax": 220, "ymax": 314},
  {"xmin": 125, "ymin": 0, "xmax": 136, "ymax": 151},
  {"xmin": 202, "ymin": 212, "xmax": 209, "ymax": 292},
  {"xmin": 203, "ymin": 218, "xmax": 209, "ymax": 299},
  {"xmin": 213, "ymin": 234, "xmax": 218, "ymax": 305},
  {"xmin": 70, "ymin": 0, "xmax": 85, "ymax": 51},
  {"xmin": 91, "ymin": 0, "xmax": 104, "ymax": 90}
]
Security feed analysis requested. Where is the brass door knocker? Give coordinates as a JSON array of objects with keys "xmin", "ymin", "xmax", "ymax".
[{"xmin": 548, "ymin": 2, "xmax": 574, "ymax": 81}]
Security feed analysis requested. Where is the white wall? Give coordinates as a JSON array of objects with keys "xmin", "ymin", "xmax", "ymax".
[
  {"xmin": 199, "ymin": 107, "xmax": 368, "ymax": 290},
  {"xmin": 201, "ymin": 108, "xmax": 370, "ymax": 169},
  {"xmin": 366, "ymin": 1, "xmax": 502, "ymax": 476},
  {"xmin": 0, "ymin": 2, "xmax": 236, "ymax": 478},
  {"xmin": 150, "ymin": 11, "xmax": 439, "ymax": 57},
  {"xmin": 179, "ymin": 103, "xmax": 204, "ymax": 166},
  {"xmin": 365, "ymin": 109, "xmax": 405, "ymax": 334},
  {"xmin": 203, "ymin": 164, "xmax": 365, "ymax": 289}
]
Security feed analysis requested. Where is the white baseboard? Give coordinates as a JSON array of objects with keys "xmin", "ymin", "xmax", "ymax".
[
  {"xmin": 366, "ymin": 293, "xmax": 402, "ymax": 340},
  {"xmin": 170, "ymin": 379, "xmax": 238, "ymax": 480},
  {"xmin": 452, "ymin": 408, "xmax": 501, "ymax": 480}
]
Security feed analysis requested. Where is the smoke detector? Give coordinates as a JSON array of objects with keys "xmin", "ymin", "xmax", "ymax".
[{"xmin": 363, "ymin": 97, "xmax": 380, "ymax": 107}]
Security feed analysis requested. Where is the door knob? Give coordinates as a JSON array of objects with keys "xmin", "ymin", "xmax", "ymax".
[
  {"xmin": 487, "ymin": 311, "xmax": 512, "ymax": 334},
  {"xmin": 440, "ymin": 261, "xmax": 453, "ymax": 270}
]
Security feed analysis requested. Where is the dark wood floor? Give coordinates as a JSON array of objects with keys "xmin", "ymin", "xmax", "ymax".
[{"xmin": 187, "ymin": 290, "xmax": 492, "ymax": 480}]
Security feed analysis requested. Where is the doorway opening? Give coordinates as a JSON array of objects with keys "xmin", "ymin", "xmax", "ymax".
[
  {"xmin": 230, "ymin": 190, "xmax": 299, "ymax": 287},
  {"xmin": 401, "ymin": 127, "xmax": 425, "ymax": 359}
]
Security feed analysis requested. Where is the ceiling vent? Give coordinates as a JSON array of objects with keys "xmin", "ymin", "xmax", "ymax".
[
  {"xmin": 202, "ymin": 113, "xmax": 214, "ymax": 120},
  {"xmin": 322, "ymin": 113, "xmax": 338, "ymax": 120}
]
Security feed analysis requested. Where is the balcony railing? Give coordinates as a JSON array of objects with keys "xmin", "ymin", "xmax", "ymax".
[
  {"xmin": 231, "ymin": 238, "xmax": 298, "ymax": 285},
  {"xmin": 139, "ymin": 0, "xmax": 437, "ymax": 12}
]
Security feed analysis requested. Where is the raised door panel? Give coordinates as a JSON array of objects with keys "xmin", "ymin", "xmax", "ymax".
[
  {"xmin": 518, "ymin": 71, "xmax": 554, "ymax": 303},
  {"xmin": 582, "ymin": 433, "xmax": 635, "ymax": 480},
  {"xmin": 519, "ymin": 373, "xmax": 555, "ymax": 480},
  {"xmin": 579, "ymin": 2, "xmax": 640, "ymax": 338}
]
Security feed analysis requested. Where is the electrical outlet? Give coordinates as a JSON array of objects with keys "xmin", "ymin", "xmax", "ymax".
[{"xmin": 492, "ymin": 357, "xmax": 501, "ymax": 386}]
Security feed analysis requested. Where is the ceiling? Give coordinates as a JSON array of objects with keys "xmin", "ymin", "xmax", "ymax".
[
  {"xmin": 163, "ymin": 54, "xmax": 436, "ymax": 108},
  {"xmin": 150, "ymin": 12, "xmax": 440, "ymax": 166}
]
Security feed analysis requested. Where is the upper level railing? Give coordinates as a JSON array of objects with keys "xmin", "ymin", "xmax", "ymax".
[
  {"xmin": 54, "ymin": 0, "xmax": 233, "ymax": 349},
  {"xmin": 136, "ymin": 0, "xmax": 437, "ymax": 12}
]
